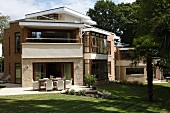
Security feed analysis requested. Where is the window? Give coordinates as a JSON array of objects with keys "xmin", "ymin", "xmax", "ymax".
[
  {"xmin": 91, "ymin": 60, "xmax": 108, "ymax": 80},
  {"xmin": 15, "ymin": 33, "xmax": 20, "ymax": 53},
  {"xmin": 107, "ymin": 41, "xmax": 111, "ymax": 55},
  {"xmin": 108, "ymin": 62, "xmax": 111, "ymax": 74},
  {"xmin": 91, "ymin": 32, "xmax": 107, "ymax": 54},
  {"xmin": 9, "ymin": 37, "xmax": 10, "ymax": 55},
  {"xmin": 126, "ymin": 68, "xmax": 144, "ymax": 75},
  {"xmin": 9, "ymin": 63, "xmax": 10, "ymax": 75},
  {"xmin": 37, "ymin": 14, "xmax": 58, "ymax": 20},
  {"xmin": 28, "ymin": 30, "xmax": 76, "ymax": 43},
  {"xmin": 84, "ymin": 32, "xmax": 90, "ymax": 53}
]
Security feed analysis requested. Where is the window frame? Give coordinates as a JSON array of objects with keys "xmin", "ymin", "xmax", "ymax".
[{"xmin": 15, "ymin": 32, "xmax": 20, "ymax": 53}]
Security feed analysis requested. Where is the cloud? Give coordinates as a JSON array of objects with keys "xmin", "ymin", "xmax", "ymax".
[
  {"xmin": 0, "ymin": 0, "xmax": 95, "ymax": 21},
  {"xmin": 0, "ymin": 0, "xmax": 135, "ymax": 21}
]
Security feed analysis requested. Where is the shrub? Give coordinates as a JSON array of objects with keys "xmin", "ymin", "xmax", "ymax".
[
  {"xmin": 79, "ymin": 90, "xmax": 86, "ymax": 96},
  {"xmin": 84, "ymin": 74, "xmax": 97, "ymax": 87},
  {"xmin": 68, "ymin": 89, "xmax": 75, "ymax": 95},
  {"xmin": 65, "ymin": 89, "xmax": 69, "ymax": 94}
]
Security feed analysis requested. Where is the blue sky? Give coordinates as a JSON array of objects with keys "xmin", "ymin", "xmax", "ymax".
[{"xmin": 0, "ymin": 0, "xmax": 136, "ymax": 20}]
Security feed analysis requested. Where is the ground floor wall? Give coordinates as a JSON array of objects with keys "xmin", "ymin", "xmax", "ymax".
[
  {"xmin": 115, "ymin": 66, "xmax": 162, "ymax": 82},
  {"xmin": 22, "ymin": 58, "xmax": 83, "ymax": 87}
]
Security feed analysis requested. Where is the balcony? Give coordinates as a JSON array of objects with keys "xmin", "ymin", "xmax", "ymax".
[{"xmin": 22, "ymin": 43, "xmax": 83, "ymax": 58}]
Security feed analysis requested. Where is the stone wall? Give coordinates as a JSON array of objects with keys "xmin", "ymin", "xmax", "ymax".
[{"xmin": 22, "ymin": 58, "xmax": 83, "ymax": 87}]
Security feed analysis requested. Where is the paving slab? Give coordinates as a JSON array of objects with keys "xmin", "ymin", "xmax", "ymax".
[{"xmin": 0, "ymin": 84, "xmax": 91, "ymax": 96}]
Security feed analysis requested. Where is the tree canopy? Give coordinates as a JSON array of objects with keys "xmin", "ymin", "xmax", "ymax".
[{"xmin": 0, "ymin": 13, "xmax": 10, "ymax": 42}]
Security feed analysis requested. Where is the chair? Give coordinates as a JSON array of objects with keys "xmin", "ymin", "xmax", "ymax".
[
  {"xmin": 56, "ymin": 80, "xmax": 64, "ymax": 91},
  {"xmin": 65, "ymin": 79, "xmax": 72, "ymax": 89},
  {"xmin": 45, "ymin": 80, "xmax": 53, "ymax": 91},
  {"xmin": 0, "ymin": 74, "xmax": 10, "ymax": 84},
  {"xmin": 32, "ymin": 80, "xmax": 39, "ymax": 91}
]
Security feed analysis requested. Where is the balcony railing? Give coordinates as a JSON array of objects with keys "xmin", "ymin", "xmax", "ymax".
[{"xmin": 26, "ymin": 37, "xmax": 79, "ymax": 43}]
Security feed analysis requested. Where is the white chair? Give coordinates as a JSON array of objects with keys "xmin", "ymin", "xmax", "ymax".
[
  {"xmin": 65, "ymin": 79, "xmax": 72, "ymax": 89},
  {"xmin": 45, "ymin": 80, "xmax": 53, "ymax": 91},
  {"xmin": 56, "ymin": 80, "xmax": 64, "ymax": 91},
  {"xmin": 32, "ymin": 80, "xmax": 39, "ymax": 91}
]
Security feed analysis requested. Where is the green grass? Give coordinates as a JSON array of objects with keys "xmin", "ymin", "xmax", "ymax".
[{"xmin": 0, "ymin": 83, "xmax": 170, "ymax": 113}]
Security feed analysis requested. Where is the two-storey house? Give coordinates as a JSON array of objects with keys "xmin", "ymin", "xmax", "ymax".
[{"xmin": 4, "ymin": 7, "xmax": 115, "ymax": 87}]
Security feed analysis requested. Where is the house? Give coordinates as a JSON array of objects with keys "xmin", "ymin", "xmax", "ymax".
[
  {"xmin": 3, "ymin": 7, "xmax": 115, "ymax": 87},
  {"xmin": 115, "ymin": 47, "xmax": 162, "ymax": 82}
]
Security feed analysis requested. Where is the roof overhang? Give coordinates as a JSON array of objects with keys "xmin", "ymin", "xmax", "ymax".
[
  {"xmin": 25, "ymin": 7, "xmax": 96, "ymax": 25},
  {"xmin": 19, "ymin": 21, "xmax": 85, "ymax": 28},
  {"xmin": 82, "ymin": 28, "xmax": 112, "ymax": 36}
]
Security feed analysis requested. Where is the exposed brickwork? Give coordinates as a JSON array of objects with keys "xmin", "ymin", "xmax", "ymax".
[{"xmin": 3, "ymin": 22, "xmax": 23, "ymax": 83}]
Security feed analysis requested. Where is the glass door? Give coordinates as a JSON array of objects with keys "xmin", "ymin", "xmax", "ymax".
[
  {"xmin": 34, "ymin": 63, "xmax": 45, "ymax": 81},
  {"xmin": 64, "ymin": 63, "xmax": 72, "ymax": 80},
  {"xmin": 15, "ymin": 63, "xmax": 21, "ymax": 83}
]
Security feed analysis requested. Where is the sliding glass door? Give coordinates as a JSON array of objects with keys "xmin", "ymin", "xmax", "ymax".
[
  {"xmin": 64, "ymin": 63, "xmax": 72, "ymax": 80},
  {"xmin": 33, "ymin": 62, "xmax": 73, "ymax": 81}
]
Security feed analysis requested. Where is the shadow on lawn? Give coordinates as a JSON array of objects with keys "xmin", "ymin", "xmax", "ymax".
[
  {"xmin": 0, "ymin": 97, "xmax": 158, "ymax": 113},
  {"xmin": 0, "ymin": 83, "xmax": 169, "ymax": 113},
  {"xmin": 97, "ymin": 82, "xmax": 170, "ymax": 112},
  {"xmin": 0, "ymin": 93, "xmax": 170, "ymax": 113}
]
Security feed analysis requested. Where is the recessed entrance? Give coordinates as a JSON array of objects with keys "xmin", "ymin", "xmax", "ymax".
[{"xmin": 33, "ymin": 62, "xmax": 73, "ymax": 82}]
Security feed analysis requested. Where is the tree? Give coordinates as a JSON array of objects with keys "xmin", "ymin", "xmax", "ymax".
[
  {"xmin": 0, "ymin": 13, "xmax": 10, "ymax": 42},
  {"xmin": 136, "ymin": 0, "xmax": 170, "ymax": 80},
  {"xmin": 132, "ymin": 35, "xmax": 159, "ymax": 102},
  {"xmin": 137, "ymin": 0, "xmax": 170, "ymax": 45},
  {"xmin": 87, "ymin": 0, "xmax": 139, "ymax": 46},
  {"xmin": 87, "ymin": 0, "xmax": 118, "ymax": 33},
  {"xmin": 116, "ymin": 2, "xmax": 139, "ymax": 45},
  {"xmin": 153, "ymin": 15, "xmax": 170, "ymax": 55}
]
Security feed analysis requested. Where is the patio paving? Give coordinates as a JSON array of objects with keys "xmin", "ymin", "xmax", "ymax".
[{"xmin": 0, "ymin": 83, "xmax": 91, "ymax": 96}]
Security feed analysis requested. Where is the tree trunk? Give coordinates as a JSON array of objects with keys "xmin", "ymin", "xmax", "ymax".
[{"xmin": 146, "ymin": 56, "xmax": 153, "ymax": 102}]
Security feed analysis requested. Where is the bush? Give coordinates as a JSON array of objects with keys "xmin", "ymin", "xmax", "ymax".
[
  {"xmin": 68, "ymin": 89, "xmax": 75, "ymax": 95},
  {"xmin": 84, "ymin": 74, "xmax": 97, "ymax": 87},
  {"xmin": 77, "ymin": 90, "xmax": 86, "ymax": 96}
]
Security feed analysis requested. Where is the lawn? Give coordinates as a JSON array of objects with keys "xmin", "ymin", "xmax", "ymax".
[{"xmin": 0, "ymin": 83, "xmax": 169, "ymax": 113}]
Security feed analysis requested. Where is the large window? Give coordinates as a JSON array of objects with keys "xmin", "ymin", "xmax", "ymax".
[
  {"xmin": 126, "ymin": 68, "xmax": 144, "ymax": 75},
  {"xmin": 15, "ymin": 33, "xmax": 20, "ymax": 53},
  {"xmin": 33, "ymin": 63, "xmax": 73, "ymax": 81},
  {"xmin": 91, "ymin": 60, "xmax": 108, "ymax": 80},
  {"xmin": 83, "ymin": 32, "xmax": 90, "ymax": 52},
  {"xmin": 83, "ymin": 32, "xmax": 108, "ymax": 54},
  {"xmin": 91, "ymin": 33, "xmax": 107, "ymax": 54},
  {"xmin": 27, "ymin": 30, "xmax": 77, "ymax": 43}
]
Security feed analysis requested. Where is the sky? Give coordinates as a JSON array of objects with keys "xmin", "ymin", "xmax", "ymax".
[{"xmin": 0, "ymin": 0, "xmax": 136, "ymax": 21}]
